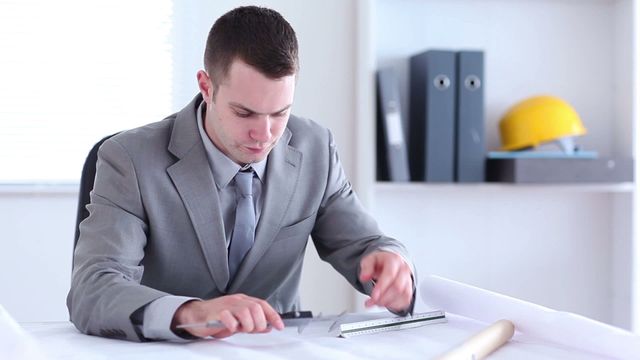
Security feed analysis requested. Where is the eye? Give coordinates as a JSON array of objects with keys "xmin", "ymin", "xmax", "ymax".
[{"xmin": 235, "ymin": 112, "xmax": 252, "ymax": 118}]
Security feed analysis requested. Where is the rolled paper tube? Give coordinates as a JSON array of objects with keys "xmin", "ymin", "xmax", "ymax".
[{"xmin": 435, "ymin": 319, "xmax": 515, "ymax": 360}]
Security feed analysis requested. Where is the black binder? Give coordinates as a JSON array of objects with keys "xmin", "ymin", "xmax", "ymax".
[
  {"xmin": 455, "ymin": 50, "xmax": 485, "ymax": 182},
  {"xmin": 376, "ymin": 68, "xmax": 410, "ymax": 181},
  {"xmin": 409, "ymin": 50, "xmax": 456, "ymax": 182}
]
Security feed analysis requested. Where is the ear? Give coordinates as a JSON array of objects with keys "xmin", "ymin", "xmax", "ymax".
[{"xmin": 197, "ymin": 70, "xmax": 214, "ymax": 104}]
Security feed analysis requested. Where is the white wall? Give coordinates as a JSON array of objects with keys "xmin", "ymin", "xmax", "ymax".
[
  {"xmin": 0, "ymin": 188, "xmax": 76, "ymax": 321},
  {"xmin": 373, "ymin": 185, "xmax": 615, "ymax": 323}
]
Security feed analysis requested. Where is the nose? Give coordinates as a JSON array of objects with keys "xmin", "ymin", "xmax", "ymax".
[{"xmin": 250, "ymin": 116, "xmax": 272, "ymax": 144}]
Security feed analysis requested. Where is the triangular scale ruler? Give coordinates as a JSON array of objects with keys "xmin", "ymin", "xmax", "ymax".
[{"xmin": 338, "ymin": 310, "xmax": 446, "ymax": 338}]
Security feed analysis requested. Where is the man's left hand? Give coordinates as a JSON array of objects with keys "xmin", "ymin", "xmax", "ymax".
[{"xmin": 359, "ymin": 251, "xmax": 413, "ymax": 313}]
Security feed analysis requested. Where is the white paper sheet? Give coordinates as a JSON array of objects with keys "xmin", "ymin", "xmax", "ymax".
[
  {"xmin": 23, "ymin": 316, "xmax": 609, "ymax": 359},
  {"xmin": 420, "ymin": 275, "xmax": 640, "ymax": 360},
  {"xmin": 0, "ymin": 304, "xmax": 49, "ymax": 360}
]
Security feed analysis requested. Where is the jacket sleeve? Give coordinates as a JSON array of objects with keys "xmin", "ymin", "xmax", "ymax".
[
  {"xmin": 67, "ymin": 138, "xmax": 169, "ymax": 342},
  {"xmin": 310, "ymin": 130, "xmax": 417, "ymax": 307}
]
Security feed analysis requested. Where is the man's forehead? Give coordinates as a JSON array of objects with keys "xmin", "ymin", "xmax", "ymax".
[{"xmin": 226, "ymin": 59, "xmax": 296, "ymax": 81}]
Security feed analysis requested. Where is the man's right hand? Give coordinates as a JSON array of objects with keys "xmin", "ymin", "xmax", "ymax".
[{"xmin": 170, "ymin": 294, "xmax": 285, "ymax": 338}]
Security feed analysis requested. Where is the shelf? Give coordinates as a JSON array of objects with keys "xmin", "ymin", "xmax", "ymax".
[{"xmin": 374, "ymin": 182, "xmax": 636, "ymax": 193}]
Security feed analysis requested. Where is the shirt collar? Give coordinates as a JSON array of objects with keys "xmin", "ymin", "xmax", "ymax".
[{"xmin": 196, "ymin": 101, "xmax": 267, "ymax": 189}]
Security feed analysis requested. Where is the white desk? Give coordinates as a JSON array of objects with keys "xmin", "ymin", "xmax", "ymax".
[{"xmin": 22, "ymin": 315, "xmax": 604, "ymax": 360}]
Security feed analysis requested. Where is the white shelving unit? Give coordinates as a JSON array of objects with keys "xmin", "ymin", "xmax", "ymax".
[{"xmin": 355, "ymin": 0, "xmax": 638, "ymax": 331}]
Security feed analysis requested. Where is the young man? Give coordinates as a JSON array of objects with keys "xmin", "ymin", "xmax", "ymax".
[{"xmin": 68, "ymin": 6, "xmax": 415, "ymax": 341}]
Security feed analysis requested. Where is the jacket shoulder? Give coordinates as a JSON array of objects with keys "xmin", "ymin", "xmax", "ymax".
[
  {"xmin": 103, "ymin": 115, "xmax": 176, "ymax": 157},
  {"xmin": 286, "ymin": 115, "xmax": 330, "ymax": 148}
]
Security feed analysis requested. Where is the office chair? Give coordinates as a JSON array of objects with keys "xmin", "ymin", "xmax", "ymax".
[{"xmin": 73, "ymin": 133, "xmax": 118, "ymax": 267}]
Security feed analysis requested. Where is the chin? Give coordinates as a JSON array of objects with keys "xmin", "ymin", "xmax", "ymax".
[
  {"xmin": 239, "ymin": 148, "xmax": 271, "ymax": 163},
  {"xmin": 251, "ymin": 155, "xmax": 268, "ymax": 163},
  {"xmin": 235, "ymin": 154, "xmax": 263, "ymax": 165}
]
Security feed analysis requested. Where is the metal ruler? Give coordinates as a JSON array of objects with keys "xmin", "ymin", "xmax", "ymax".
[{"xmin": 338, "ymin": 310, "xmax": 446, "ymax": 338}]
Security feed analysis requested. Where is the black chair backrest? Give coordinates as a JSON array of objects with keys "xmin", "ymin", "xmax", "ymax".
[{"xmin": 73, "ymin": 133, "xmax": 118, "ymax": 261}]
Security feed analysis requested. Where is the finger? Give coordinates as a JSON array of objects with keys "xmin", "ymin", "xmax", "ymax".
[
  {"xmin": 260, "ymin": 300, "xmax": 284, "ymax": 330},
  {"xmin": 387, "ymin": 279, "xmax": 414, "ymax": 312},
  {"xmin": 370, "ymin": 259, "xmax": 400, "ymax": 303},
  {"xmin": 184, "ymin": 315, "xmax": 232, "ymax": 338},
  {"xmin": 376, "ymin": 276, "xmax": 405, "ymax": 307},
  {"xmin": 218, "ymin": 309, "xmax": 239, "ymax": 333},
  {"xmin": 187, "ymin": 325, "xmax": 229, "ymax": 339},
  {"xmin": 377, "ymin": 269, "xmax": 411, "ymax": 308},
  {"xmin": 234, "ymin": 307, "xmax": 255, "ymax": 333},
  {"xmin": 249, "ymin": 302, "xmax": 268, "ymax": 332},
  {"xmin": 185, "ymin": 328, "xmax": 209, "ymax": 338},
  {"xmin": 211, "ymin": 328, "xmax": 234, "ymax": 338},
  {"xmin": 386, "ymin": 268, "xmax": 414, "ymax": 311},
  {"xmin": 359, "ymin": 254, "xmax": 377, "ymax": 282},
  {"xmin": 364, "ymin": 297, "xmax": 377, "ymax": 308},
  {"xmin": 256, "ymin": 326, "xmax": 273, "ymax": 334}
]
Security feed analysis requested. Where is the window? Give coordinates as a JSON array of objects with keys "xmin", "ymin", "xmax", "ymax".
[{"xmin": 0, "ymin": 0, "xmax": 173, "ymax": 182}]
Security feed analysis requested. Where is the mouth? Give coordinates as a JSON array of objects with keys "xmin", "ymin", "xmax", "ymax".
[{"xmin": 244, "ymin": 145, "xmax": 268, "ymax": 154}]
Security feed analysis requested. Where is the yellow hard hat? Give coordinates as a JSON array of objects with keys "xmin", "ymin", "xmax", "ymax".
[{"xmin": 499, "ymin": 95, "xmax": 587, "ymax": 151}]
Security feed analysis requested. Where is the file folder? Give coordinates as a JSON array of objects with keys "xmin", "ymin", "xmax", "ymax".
[
  {"xmin": 455, "ymin": 51, "xmax": 485, "ymax": 182},
  {"xmin": 376, "ymin": 68, "xmax": 410, "ymax": 182},
  {"xmin": 409, "ymin": 50, "xmax": 456, "ymax": 182}
]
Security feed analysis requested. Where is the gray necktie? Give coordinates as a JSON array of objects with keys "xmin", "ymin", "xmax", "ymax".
[{"xmin": 228, "ymin": 169, "xmax": 256, "ymax": 280}]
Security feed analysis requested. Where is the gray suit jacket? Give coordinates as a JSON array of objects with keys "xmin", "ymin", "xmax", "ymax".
[{"xmin": 67, "ymin": 95, "xmax": 413, "ymax": 341}]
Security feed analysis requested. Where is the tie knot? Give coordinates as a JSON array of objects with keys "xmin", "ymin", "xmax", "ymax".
[{"xmin": 235, "ymin": 169, "xmax": 253, "ymax": 196}]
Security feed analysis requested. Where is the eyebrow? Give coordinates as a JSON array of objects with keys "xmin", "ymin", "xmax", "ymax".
[{"xmin": 228, "ymin": 102, "xmax": 292, "ymax": 116}]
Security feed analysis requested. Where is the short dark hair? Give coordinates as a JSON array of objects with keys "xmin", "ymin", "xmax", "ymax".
[{"xmin": 204, "ymin": 6, "xmax": 299, "ymax": 95}]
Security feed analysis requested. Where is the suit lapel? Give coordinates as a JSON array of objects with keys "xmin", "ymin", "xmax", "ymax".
[
  {"xmin": 166, "ymin": 95, "xmax": 230, "ymax": 293},
  {"xmin": 228, "ymin": 129, "xmax": 302, "ymax": 292}
]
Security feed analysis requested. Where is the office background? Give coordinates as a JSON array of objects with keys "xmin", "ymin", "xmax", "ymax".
[{"xmin": 0, "ymin": 0, "xmax": 638, "ymax": 335}]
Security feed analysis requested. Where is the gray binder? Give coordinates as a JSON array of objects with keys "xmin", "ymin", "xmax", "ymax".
[
  {"xmin": 455, "ymin": 51, "xmax": 485, "ymax": 182},
  {"xmin": 376, "ymin": 68, "xmax": 410, "ymax": 182},
  {"xmin": 409, "ymin": 50, "xmax": 456, "ymax": 182}
]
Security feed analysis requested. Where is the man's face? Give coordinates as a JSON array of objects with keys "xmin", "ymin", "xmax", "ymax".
[{"xmin": 198, "ymin": 59, "xmax": 296, "ymax": 165}]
